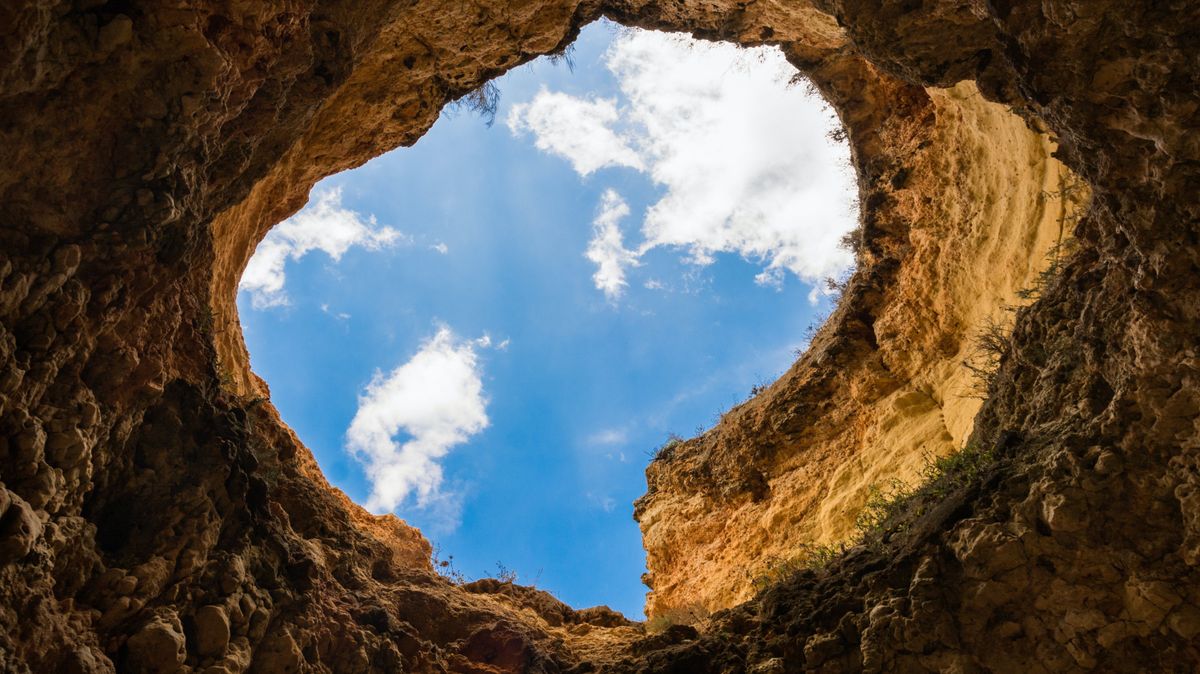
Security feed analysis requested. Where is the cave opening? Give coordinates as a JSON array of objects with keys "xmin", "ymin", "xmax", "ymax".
[
  {"xmin": 232, "ymin": 20, "xmax": 858, "ymax": 618},
  {"xmin": 7, "ymin": 1, "xmax": 1195, "ymax": 670}
]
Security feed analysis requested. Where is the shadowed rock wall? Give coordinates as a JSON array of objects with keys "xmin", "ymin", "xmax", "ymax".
[{"xmin": 0, "ymin": 0, "xmax": 1197, "ymax": 672}]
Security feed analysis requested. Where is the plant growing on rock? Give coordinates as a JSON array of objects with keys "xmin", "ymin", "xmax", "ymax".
[
  {"xmin": 645, "ymin": 603, "xmax": 710, "ymax": 634},
  {"xmin": 651, "ymin": 433, "xmax": 685, "ymax": 461},
  {"xmin": 432, "ymin": 546, "xmax": 468, "ymax": 584},
  {"xmin": 961, "ymin": 314, "xmax": 1012, "ymax": 399},
  {"xmin": 451, "ymin": 80, "xmax": 501, "ymax": 126},
  {"xmin": 753, "ymin": 442, "xmax": 997, "ymax": 588}
]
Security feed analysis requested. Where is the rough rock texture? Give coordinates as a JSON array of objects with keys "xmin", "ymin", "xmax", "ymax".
[
  {"xmin": 635, "ymin": 78, "xmax": 1088, "ymax": 615},
  {"xmin": 1, "ymin": 1, "xmax": 1199, "ymax": 674}
]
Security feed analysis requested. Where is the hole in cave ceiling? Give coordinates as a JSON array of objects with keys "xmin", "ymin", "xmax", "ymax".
[{"xmin": 233, "ymin": 20, "xmax": 858, "ymax": 619}]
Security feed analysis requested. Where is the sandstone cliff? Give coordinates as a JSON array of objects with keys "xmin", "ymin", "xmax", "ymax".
[{"xmin": 1, "ymin": 0, "xmax": 1198, "ymax": 673}]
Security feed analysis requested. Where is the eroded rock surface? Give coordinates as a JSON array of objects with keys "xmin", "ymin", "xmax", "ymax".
[{"xmin": 1, "ymin": 0, "xmax": 1198, "ymax": 672}]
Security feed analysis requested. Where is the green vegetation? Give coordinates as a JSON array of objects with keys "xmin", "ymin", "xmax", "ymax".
[
  {"xmin": 1014, "ymin": 239, "xmax": 1075, "ymax": 302},
  {"xmin": 451, "ymin": 81, "xmax": 501, "ymax": 126},
  {"xmin": 751, "ymin": 442, "xmax": 997, "ymax": 590},
  {"xmin": 546, "ymin": 43, "xmax": 576, "ymax": 71},
  {"xmin": 432, "ymin": 546, "xmax": 468, "ymax": 584},
  {"xmin": 961, "ymin": 313, "xmax": 1012, "ymax": 399},
  {"xmin": 839, "ymin": 226, "xmax": 863, "ymax": 256},
  {"xmin": 962, "ymin": 235, "xmax": 1080, "ymax": 399},
  {"xmin": 646, "ymin": 603, "xmax": 710, "ymax": 633},
  {"xmin": 431, "ymin": 548, "xmax": 524, "ymax": 585},
  {"xmin": 650, "ymin": 433, "xmax": 685, "ymax": 461},
  {"xmin": 492, "ymin": 561, "xmax": 518, "ymax": 584}
]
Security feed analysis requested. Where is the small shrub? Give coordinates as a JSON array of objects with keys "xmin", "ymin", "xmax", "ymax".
[
  {"xmin": 799, "ymin": 309, "xmax": 831, "ymax": 349},
  {"xmin": 646, "ymin": 603, "xmax": 709, "ymax": 633},
  {"xmin": 839, "ymin": 227, "xmax": 863, "ymax": 255},
  {"xmin": 215, "ymin": 364, "xmax": 234, "ymax": 389},
  {"xmin": 961, "ymin": 313, "xmax": 1012, "ymax": 399},
  {"xmin": 432, "ymin": 546, "xmax": 467, "ymax": 584},
  {"xmin": 451, "ymin": 81, "xmax": 501, "ymax": 126},
  {"xmin": 650, "ymin": 433, "xmax": 685, "ymax": 461},
  {"xmin": 750, "ymin": 542, "xmax": 849, "ymax": 591},
  {"xmin": 198, "ymin": 307, "xmax": 215, "ymax": 334},
  {"xmin": 1015, "ymin": 239, "xmax": 1075, "ymax": 302},
  {"xmin": 493, "ymin": 561, "xmax": 517, "ymax": 584},
  {"xmin": 751, "ymin": 443, "xmax": 997, "ymax": 588},
  {"xmin": 854, "ymin": 443, "xmax": 997, "ymax": 545},
  {"xmin": 546, "ymin": 43, "xmax": 576, "ymax": 71}
]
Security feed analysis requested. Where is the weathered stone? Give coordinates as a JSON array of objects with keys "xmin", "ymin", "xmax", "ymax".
[
  {"xmin": 96, "ymin": 16, "xmax": 133, "ymax": 53},
  {"xmin": 193, "ymin": 604, "xmax": 231, "ymax": 658},
  {"xmin": 125, "ymin": 614, "xmax": 186, "ymax": 674},
  {"xmin": 60, "ymin": 646, "xmax": 115, "ymax": 674},
  {"xmin": 1123, "ymin": 578, "xmax": 1183, "ymax": 627},
  {"xmin": 0, "ymin": 495, "xmax": 42, "ymax": 562},
  {"xmin": 249, "ymin": 629, "xmax": 303, "ymax": 674},
  {"xmin": 1167, "ymin": 605, "xmax": 1200, "ymax": 641},
  {"xmin": 0, "ymin": 0, "xmax": 1198, "ymax": 672},
  {"xmin": 1040, "ymin": 491, "xmax": 1089, "ymax": 533}
]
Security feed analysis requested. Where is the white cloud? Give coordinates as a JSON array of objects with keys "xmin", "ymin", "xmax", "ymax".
[
  {"xmin": 431, "ymin": 242, "xmax": 449, "ymax": 254},
  {"xmin": 320, "ymin": 303, "xmax": 352, "ymax": 320},
  {"xmin": 585, "ymin": 190, "xmax": 640, "ymax": 301},
  {"xmin": 586, "ymin": 428, "xmax": 629, "ymax": 446},
  {"xmin": 239, "ymin": 188, "xmax": 406, "ymax": 308},
  {"xmin": 508, "ymin": 29, "xmax": 857, "ymax": 296},
  {"xmin": 507, "ymin": 90, "xmax": 644, "ymax": 176},
  {"xmin": 345, "ymin": 327, "xmax": 490, "ymax": 515}
]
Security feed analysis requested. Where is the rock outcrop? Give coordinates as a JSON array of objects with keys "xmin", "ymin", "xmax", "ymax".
[{"xmin": 1, "ymin": 0, "xmax": 1198, "ymax": 673}]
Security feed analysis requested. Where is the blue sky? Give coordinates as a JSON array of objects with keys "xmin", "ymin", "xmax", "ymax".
[{"xmin": 237, "ymin": 21, "xmax": 855, "ymax": 618}]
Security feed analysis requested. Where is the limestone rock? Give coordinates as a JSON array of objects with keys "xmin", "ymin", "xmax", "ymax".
[
  {"xmin": 0, "ymin": 492, "xmax": 41, "ymax": 562},
  {"xmin": 125, "ymin": 614, "xmax": 186, "ymax": 674},
  {"xmin": 193, "ymin": 605, "xmax": 231, "ymax": 658},
  {"xmin": 0, "ymin": 0, "xmax": 1198, "ymax": 672},
  {"xmin": 249, "ymin": 629, "xmax": 302, "ymax": 674}
]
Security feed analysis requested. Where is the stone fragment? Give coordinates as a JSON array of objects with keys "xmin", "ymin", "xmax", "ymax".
[
  {"xmin": 194, "ymin": 604, "xmax": 232, "ymax": 657},
  {"xmin": 1094, "ymin": 449, "xmax": 1123, "ymax": 475},
  {"xmin": 114, "ymin": 574, "xmax": 138, "ymax": 595},
  {"xmin": 203, "ymin": 635, "xmax": 254, "ymax": 673},
  {"xmin": 0, "ymin": 495, "xmax": 42, "ymax": 562},
  {"xmin": 1041, "ymin": 491, "xmax": 1088, "ymax": 533},
  {"xmin": 749, "ymin": 658, "xmax": 784, "ymax": 674},
  {"xmin": 45, "ymin": 427, "xmax": 86, "ymax": 466},
  {"xmin": 1123, "ymin": 578, "xmax": 1182, "ymax": 627},
  {"xmin": 61, "ymin": 646, "xmax": 115, "ymax": 674},
  {"xmin": 250, "ymin": 628, "xmax": 303, "ymax": 674},
  {"xmin": 97, "ymin": 16, "xmax": 134, "ymax": 52},
  {"xmin": 125, "ymin": 613, "xmax": 186, "ymax": 673},
  {"xmin": 13, "ymin": 420, "xmax": 45, "ymax": 463},
  {"xmin": 1166, "ymin": 604, "xmax": 1200, "ymax": 640}
]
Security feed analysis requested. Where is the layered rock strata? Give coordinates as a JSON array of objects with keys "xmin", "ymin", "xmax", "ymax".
[{"xmin": 0, "ymin": 0, "xmax": 1197, "ymax": 673}]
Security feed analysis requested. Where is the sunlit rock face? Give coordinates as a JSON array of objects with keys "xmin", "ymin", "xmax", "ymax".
[
  {"xmin": 635, "ymin": 78, "xmax": 1090, "ymax": 616},
  {"xmin": 1, "ymin": 1, "xmax": 1198, "ymax": 673}
]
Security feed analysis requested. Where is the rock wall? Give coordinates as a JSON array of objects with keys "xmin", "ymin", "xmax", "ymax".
[
  {"xmin": 1, "ymin": 1, "xmax": 1198, "ymax": 673},
  {"xmin": 635, "ymin": 77, "xmax": 1089, "ymax": 615}
]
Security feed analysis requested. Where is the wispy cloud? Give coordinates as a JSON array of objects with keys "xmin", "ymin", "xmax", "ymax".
[
  {"xmin": 584, "ymin": 190, "xmax": 640, "ymax": 301},
  {"xmin": 508, "ymin": 29, "xmax": 857, "ymax": 299},
  {"xmin": 320, "ymin": 303, "xmax": 351, "ymax": 321},
  {"xmin": 345, "ymin": 327, "xmax": 491, "ymax": 520},
  {"xmin": 587, "ymin": 492, "xmax": 618, "ymax": 513},
  {"xmin": 507, "ymin": 91, "xmax": 644, "ymax": 176},
  {"xmin": 239, "ymin": 188, "xmax": 407, "ymax": 308}
]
